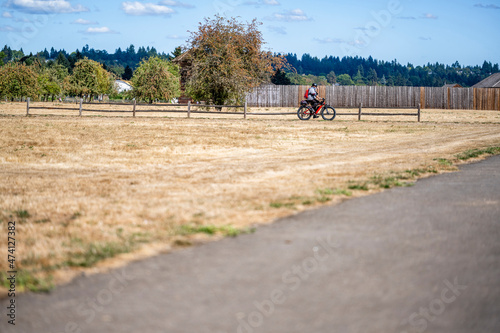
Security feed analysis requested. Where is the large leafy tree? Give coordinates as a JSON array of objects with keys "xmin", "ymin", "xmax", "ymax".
[
  {"xmin": 65, "ymin": 58, "xmax": 113, "ymax": 100},
  {"xmin": 337, "ymin": 74, "xmax": 355, "ymax": 86},
  {"xmin": 0, "ymin": 63, "xmax": 39, "ymax": 100},
  {"xmin": 38, "ymin": 64, "xmax": 68, "ymax": 101},
  {"xmin": 131, "ymin": 56, "xmax": 180, "ymax": 103},
  {"xmin": 185, "ymin": 15, "xmax": 288, "ymax": 106}
]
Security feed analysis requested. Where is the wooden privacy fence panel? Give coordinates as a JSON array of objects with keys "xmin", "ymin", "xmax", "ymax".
[
  {"xmin": 245, "ymin": 85, "xmax": 300, "ymax": 108},
  {"xmin": 246, "ymin": 85, "xmax": 500, "ymax": 110},
  {"xmin": 474, "ymin": 88, "xmax": 500, "ymax": 111}
]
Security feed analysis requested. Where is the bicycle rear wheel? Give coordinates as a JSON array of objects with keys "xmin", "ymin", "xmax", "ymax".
[
  {"xmin": 297, "ymin": 106, "xmax": 313, "ymax": 120},
  {"xmin": 321, "ymin": 106, "xmax": 336, "ymax": 121}
]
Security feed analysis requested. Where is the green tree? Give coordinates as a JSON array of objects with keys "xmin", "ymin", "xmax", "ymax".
[
  {"xmin": 38, "ymin": 64, "xmax": 68, "ymax": 101},
  {"xmin": 65, "ymin": 58, "xmax": 113, "ymax": 100},
  {"xmin": 122, "ymin": 65, "xmax": 133, "ymax": 80},
  {"xmin": 185, "ymin": 15, "xmax": 288, "ymax": 107},
  {"xmin": 380, "ymin": 75, "xmax": 387, "ymax": 86},
  {"xmin": 327, "ymin": 71, "xmax": 336, "ymax": 85},
  {"xmin": 353, "ymin": 70, "xmax": 365, "ymax": 85},
  {"xmin": 0, "ymin": 63, "xmax": 39, "ymax": 100},
  {"xmin": 171, "ymin": 46, "xmax": 182, "ymax": 59},
  {"xmin": 0, "ymin": 51, "xmax": 5, "ymax": 66},
  {"xmin": 367, "ymin": 68, "xmax": 378, "ymax": 86},
  {"xmin": 271, "ymin": 69, "xmax": 292, "ymax": 85},
  {"xmin": 131, "ymin": 56, "xmax": 180, "ymax": 103},
  {"xmin": 337, "ymin": 74, "xmax": 354, "ymax": 86},
  {"xmin": 109, "ymin": 65, "xmax": 125, "ymax": 78},
  {"xmin": 56, "ymin": 52, "xmax": 70, "ymax": 69}
]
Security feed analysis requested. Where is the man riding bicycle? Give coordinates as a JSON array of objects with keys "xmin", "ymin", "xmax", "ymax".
[{"xmin": 307, "ymin": 83, "xmax": 320, "ymax": 118}]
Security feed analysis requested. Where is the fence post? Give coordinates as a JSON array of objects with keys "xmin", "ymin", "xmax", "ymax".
[
  {"xmin": 358, "ymin": 103, "xmax": 362, "ymax": 121},
  {"xmin": 79, "ymin": 98, "xmax": 83, "ymax": 116},
  {"xmin": 26, "ymin": 98, "xmax": 30, "ymax": 116},
  {"xmin": 187, "ymin": 100, "xmax": 191, "ymax": 118},
  {"xmin": 244, "ymin": 101, "xmax": 247, "ymax": 119},
  {"xmin": 133, "ymin": 99, "xmax": 136, "ymax": 118},
  {"xmin": 418, "ymin": 103, "xmax": 421, "ymax": 122}
]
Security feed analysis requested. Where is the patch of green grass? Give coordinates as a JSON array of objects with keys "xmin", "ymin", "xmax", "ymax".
[
  {"xmin": 270, "ymin": 202, "xmax": 296, "ymax": 209},
  {"xmin": 70, "ymin": 211, "xmax": 82, "ymax": 220},
  {"xmin": 370, "ymin": 175, "xmax": 410, "ymax": 189},
  {"xmin": 15, "ymin": 209, "xmax": 31, "ymax": 219},
  {"xmin": 333, "ymin": 189, "xmax": 353, "ymax": 196},
  {"xmin": 456, "ymin": 147, "xmax": 500, "ymax": 161},
  {"xmin": 178, "ymin": 224, "xmax": 255, "ymax": 238},
  {"xmin": 316, "ymin": 188, "xmax": 335, "ymax": 196},
  {"xmin": 316, "ymin": 196, "xmax": 332, "ymax": 203},
  {"xmin": 1, "ymin": 270, "xmax": 54, "ymax": 293},
  {"xmin": 347, "ymin": 182, "xmax": 369, "ymax": 191},
  {"xmin": 435, "ymin": 158, "xmax": 453, "ymax": 166},
  {"xmin": 64, "ymin": 242, "xmax": 133, "ymax": 268}
]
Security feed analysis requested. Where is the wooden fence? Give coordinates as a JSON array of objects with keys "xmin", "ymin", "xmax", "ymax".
[
  {"xmin": 25, "ymin": 98, "xmax": 421, "ymax": 121},
  {"xmin": 26, "ymin": 99, "xmax": 251, "ymax": 118},
  {"xmin": 246, "ymin": 85, "xmax": 500, "ymax": 111}
]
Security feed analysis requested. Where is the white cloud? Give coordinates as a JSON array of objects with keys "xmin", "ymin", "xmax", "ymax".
[
  {"xmin": 474, "ymin": 3, "xmax": 500, "ymax": 9},
  {"xmin": 166, "ymin": 34, "xmax": 187, "ymax": 39},
  {"xmin": 2, "ymin": 11, "xmax": 13, "ymax": 18},
  {"xmin": 244, "ymin": 0, "xmax": 280, "ymax": 6},
  {"xmin": 83, "ymin": 26, "xmax": 118, "ymax": 34},
  {"xmin": 270, "ymin": 9, "xmax": 311, "ymax": 22},
  {"xmin": 0, "ymin": 24, "xmax": 35, "ymax": 33},
  {"xmin": 5, "ymin": 0, "xmax": 89, "ymax": 14},
  {"xmin": 72, "ymin": 18, "xmax": 97, "ymax": 25},
  {"xmin": 122, "ymin": 2, "xmax": 175, "ymax": 16},
  {"xmin": 422, "ymin": 13, "xmax": 438, "ymax": 19},
  {"xmin": 159, "ymin": 0, "xmax": 194, "ymax": 8},
  {"xmin": 0, "ymin": 25, "xmax": 19, "ymax": 32},
  {"xmin": 314, "ymin": 37, "xmax": 345, "ymax": 44}
]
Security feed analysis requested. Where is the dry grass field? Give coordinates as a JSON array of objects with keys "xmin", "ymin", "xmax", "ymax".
[{"xmin": 1, "ymin": 101, "xmax": 500, "ymax": 294}]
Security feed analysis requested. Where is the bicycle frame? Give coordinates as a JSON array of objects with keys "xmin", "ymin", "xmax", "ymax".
[{"xmin": 309, "ymin": 99, "xmax": 326, "ymax": 115}]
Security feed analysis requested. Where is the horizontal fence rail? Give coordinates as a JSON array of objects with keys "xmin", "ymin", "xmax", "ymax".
[
  {"xmin": 246, "ymin": 86, "xmax": 500, "ymax": 111},
  {"xmin": 24, "ymin": 99, "xmax": 421, "ymax": 121},
  {"xmin": 26, "ymin": 100, "xmax": 250, "ymax": 118}
]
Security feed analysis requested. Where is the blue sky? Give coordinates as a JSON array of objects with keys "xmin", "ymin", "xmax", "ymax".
[{"xmin": 1, "ymin": 0, "xmax": 499, "ymax": 66}]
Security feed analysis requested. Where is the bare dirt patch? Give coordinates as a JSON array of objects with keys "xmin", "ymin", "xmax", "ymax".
[{"xmin": 1, "ymin": 101, "xmax": 499, "ymax": 293}]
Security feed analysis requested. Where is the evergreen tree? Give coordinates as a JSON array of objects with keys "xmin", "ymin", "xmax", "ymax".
[
  {"xmin": 353, "ymin": 70, "xmax": 365, "ymax": 85},
  {"xmin": 56, "ymin": 52, "xmax": 70, "ymax": 69},
  {"xmin": 171, "ymin": 46, "xmax": 183, "ymax": 59},
  {"xmin": 367, "ymin": 68, "xmax": 378, "ymax": 86},
  {"xmin": 271, "ymin": 69, "xmax": 292, "ymax": 85},
  {"xmin": 122, "ymin": 65, "xmax": 133, "ymax": 80}
]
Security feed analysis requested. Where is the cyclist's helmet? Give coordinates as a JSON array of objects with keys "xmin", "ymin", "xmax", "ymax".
[{"xmin": 312, "ymin": 83, "xmax": 318, "ymax": 87}]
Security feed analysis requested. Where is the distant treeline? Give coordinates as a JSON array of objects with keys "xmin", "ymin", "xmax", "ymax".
[
  {"xmin": 0, "ymin": 44, "xmax": 179, "ymax": 81},
  {"xmin": 284, "ymin": 53, "xmax": 499, "ymax": 87},
  {"xmin": 1, "ymin": 44, "xmax": 498, "ymax": 87}
]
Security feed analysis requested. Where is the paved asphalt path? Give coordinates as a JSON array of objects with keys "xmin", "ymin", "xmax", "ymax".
[{"xmin": 2, "ymin": 156, "xmax": 500, "ymax": 333}]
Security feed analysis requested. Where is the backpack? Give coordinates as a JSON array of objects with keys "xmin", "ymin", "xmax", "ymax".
[{"xmin": 304, "ymin": 88, "xmax": 309, "ymax": 99}]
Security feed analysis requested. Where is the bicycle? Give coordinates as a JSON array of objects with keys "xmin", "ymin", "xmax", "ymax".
[{"xmin": 297, "ymin": 98, "xmax": 336, "ymax": 121}]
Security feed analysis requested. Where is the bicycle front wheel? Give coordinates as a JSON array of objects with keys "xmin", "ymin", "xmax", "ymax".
[
  {"xmin": 297, "ymin": 106, "xmax": 313, "ymax": 120},
  {"xmin": 321, "ymin": 106, "xmax": 336, "ymax": 121}
]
